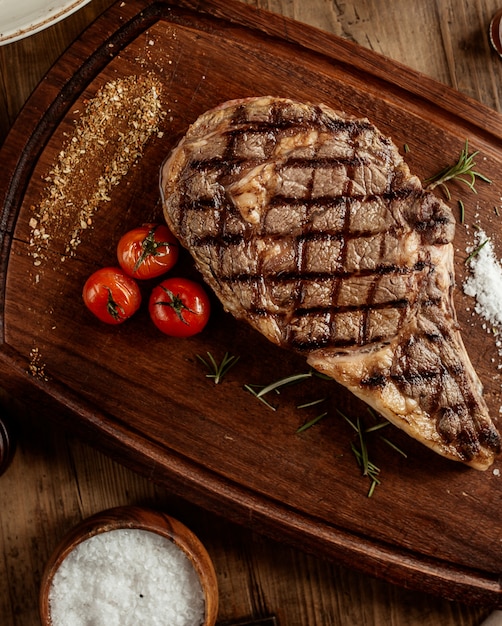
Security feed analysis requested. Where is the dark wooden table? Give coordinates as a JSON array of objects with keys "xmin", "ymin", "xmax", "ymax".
[{"xmin": 1, "ymin": 1, "xmax": 502, "ymax": 624}]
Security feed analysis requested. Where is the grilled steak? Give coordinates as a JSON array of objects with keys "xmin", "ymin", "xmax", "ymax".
[{"xmin": 160, "ymin": 96, "xmax": 500, "ymax": 470}]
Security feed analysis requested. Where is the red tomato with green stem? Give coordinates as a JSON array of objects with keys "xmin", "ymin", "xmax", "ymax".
[
  {"xmin": 83, "ymin": 267, "xmax": 142, "ymax": 324},
  {"xmin": 117, "ymin": 223, "xmax": 179, "ymax": 280},
  {"xmin": 148, "ymin": 277, "xmax": 211, "ymax": 337}
]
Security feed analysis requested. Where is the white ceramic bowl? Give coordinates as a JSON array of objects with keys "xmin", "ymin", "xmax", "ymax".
[{"xmin": 0, "ymin": 0, "xmax": 90, "ymax": 46}]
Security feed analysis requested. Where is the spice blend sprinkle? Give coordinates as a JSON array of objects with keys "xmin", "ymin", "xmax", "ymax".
[{"xmin": 29, "ymin": 74, "xmax": 164, "ymax": 269}]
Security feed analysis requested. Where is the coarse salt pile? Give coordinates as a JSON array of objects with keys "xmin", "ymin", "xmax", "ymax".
[
  {"xmin": 48, "ymin": 529, "xmax": 205, "ymax": 626},
  {"xmin": 463, "ymin": 229, "xmax": 502, "ymax": 331}
]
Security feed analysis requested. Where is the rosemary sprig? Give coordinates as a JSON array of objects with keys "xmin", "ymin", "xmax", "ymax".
[
  {"xmin": 425, "ymin": 140, "xmax": 491, "ymax": 199},
  {"xmin": 338, "ymin": 409, "xmax": 406, "ymax": 497},
  {"xmin": 196, "ymin": 351, "xmax": 240, "ymax": 384}
]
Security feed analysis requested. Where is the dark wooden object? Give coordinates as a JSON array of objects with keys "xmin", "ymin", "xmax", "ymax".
[
  {"xmin": 1, "ymin": 0, "xmax": 501, "ymax": 609},
  {"xmin": 0, "ymin": 413, "xmax": 15, "ymax": 475}
]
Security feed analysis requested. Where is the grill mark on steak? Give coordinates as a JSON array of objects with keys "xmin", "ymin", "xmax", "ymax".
[
  {"xmin": 190, "ymin": 154, "xmax": 370, "ymax": 172},
  {"xmin": 214, "ymin": 265, "xmax": 414, "ymax": 280},
  {"xmin": 161, "ymin": 96, "xmax": 500, "ymax": 469}
]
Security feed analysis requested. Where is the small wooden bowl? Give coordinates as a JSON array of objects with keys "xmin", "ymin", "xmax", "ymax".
[{"xmin": 39, "ymin": 505, "xmax": 218, "ymax": 626}]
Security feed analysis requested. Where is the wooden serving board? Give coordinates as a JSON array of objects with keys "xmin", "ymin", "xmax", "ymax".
[{"xmin": 1, "ymin": 0, "xmax": 502, "ymax": 607}]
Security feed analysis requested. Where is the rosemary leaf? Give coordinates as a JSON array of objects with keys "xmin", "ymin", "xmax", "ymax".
[
  {"xmin": 357, "ymin": 416, "xmax": 370, "ymax": 476},
  {"xmin": 365, "ymin": 421, "xmax": 390, "ymax": 434},
  {"xmin": 297, "ymin": 397, "xmax": 327, "ymax": 409},
  {"xmin": 464, "ymin": 239, "xmax": 489, "ymax": 265},
  {"xmin": 367, "ymin": 480, "xmax": 378, "ymax": 498},
  {"xmin": 337, "ymin": 409, "xmax": 359, "ymax": 434},
  {"xmin": 246, "ymin": 369, "xmax": 329, "ymax": 411},
  {"xmin": 314, "ymin": 371, "xmax": 333, "ymax": 381},
  {"xmin": 255, "ymin": 371, "xmax": 313, "ymax": 398},
  {"xmin": 380, "ymin": 436, "xmax": 408, "ymax": 458},
  {"xmin": 458, "ymin": 199, "xmax": 465, "ymax": 224},
  {"xmin": 296, "ymin": 412, "xmax": 328, "ymax": 433},
  {"xmin": 243, "ymin": 384, "xmax": 277, "ymax": 410}
]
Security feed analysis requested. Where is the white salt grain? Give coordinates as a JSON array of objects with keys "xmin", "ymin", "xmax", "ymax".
[{"xmin": 48, "ymin": 529, "xmax": 205, "ymax": 626}]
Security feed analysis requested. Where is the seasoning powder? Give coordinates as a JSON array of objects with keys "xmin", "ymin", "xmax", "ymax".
[
  {"xmin": 30, "ymin": 74, "xmax": 164, "ymax": 269},
  {"xmin": 48, "ymin": 529, "xmax": 205, "ymax": 626}
]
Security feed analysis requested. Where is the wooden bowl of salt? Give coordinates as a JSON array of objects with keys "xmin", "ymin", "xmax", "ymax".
[{"xmin": 39, "ymin": 505, "xmax": 218, "ymax": 626}]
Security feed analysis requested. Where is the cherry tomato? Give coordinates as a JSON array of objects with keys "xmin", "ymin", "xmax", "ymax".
[
  {"xmin": 148, "ymin": 277, "xmax": 211, "ymax": 337},
  {"xmin": 117, "ymin": 223, "xmax": 179, "ymax": 280},
  {"xmin": 83, "ymin": 267, "xmax": 141, "ymax": 325}
]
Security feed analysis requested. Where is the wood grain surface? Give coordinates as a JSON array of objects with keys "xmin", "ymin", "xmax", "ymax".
[{"xmin": 2, "ymin": 1, "xmax": 502, "ymax": 625}]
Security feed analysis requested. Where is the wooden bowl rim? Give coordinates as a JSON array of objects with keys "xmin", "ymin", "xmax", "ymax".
[
  {"xmin": 39, "ymin": 505, "xmax": 219, "ymax": 626},
  {"xmin": 0, "ymin": 412, "xmax": 16, "ymax": 476}
]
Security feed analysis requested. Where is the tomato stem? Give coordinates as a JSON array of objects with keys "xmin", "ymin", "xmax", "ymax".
[
  {"xmin": 105, "ymin": 287, "xmax": 125, "ymax": 321},
  {"xmin": 157, "ymin": 287, "xmax": 194, "ymax": 324},
  {"xmin": 133, "ymin": 226, "xmax": 177, "ymax": 273}
]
